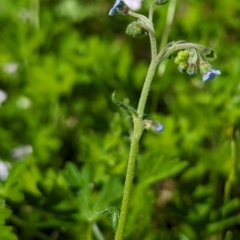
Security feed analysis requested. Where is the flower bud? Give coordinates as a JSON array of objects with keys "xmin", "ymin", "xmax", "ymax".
[
  {"xmin": 199, "ymin": 60, "xmax": 211, "ymax": 74},
  {"xmin": 187, "ymin": 48, "xmax": 198, "ymax": 65},
  {"xmin": 178, "ymin": 50, "xmax": 190, "ymax": 59},
  {"xmin": 143, "ymin": 119, "xmax": 164, "ymax": 133},
  {"xmin": 178, "ymin": 61, "xmax": 188, "ymax": 73},
  {"xmin": 174, "ymin": 50, "xmax": 189, "ymax": 64},
  {"xmin": 109, "ymin": 0, "xmax": 130, "ymax": 16},
  {"xmin": 187, "ymin": 63, "xmax": 197, "ymax": 75},
  {"xmin": 126, "ymin": 21, "xmax": 148, "ymax": 37}
]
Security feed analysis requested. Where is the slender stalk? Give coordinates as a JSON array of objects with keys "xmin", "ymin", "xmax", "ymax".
[
  {"xmin": 156, "ymin": 42, "xmax": 205, "ymax": 62},
  {"xmin": 137, "ymin": 60, "xmax": 158, "ymax": 115},
  {"xmin": 87, "ymin": 222, "xmax": 93, "ymax": 240},
  {"xmin": 92, "ymin": 223, "xmax": 105, "ymax": 240},
  {"xmin": 114, "ymin": 25, "xmax": 159, "ymax": 240},
  {"xmin": 149, "ymin": 2, "xmax": 156, "ymax": 24},
  {"xmin": 111, "ymin": 2, "xmax": 220, "ymax": 240},
  {"xmin": 114, "ymin": 120, "xmax": 143, "ymax": 240},
  {"xmin": 114, "ymin": 5, "xmax": 186, "ymax": 240},
  {"xmin": 114, "ymin": 59, "xmax": 158, "ymax": 239}
]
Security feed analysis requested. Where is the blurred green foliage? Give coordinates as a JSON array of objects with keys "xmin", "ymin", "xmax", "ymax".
[{"xmin": 0, "ymin": 0, "xmax": 240, "ymax": 239}]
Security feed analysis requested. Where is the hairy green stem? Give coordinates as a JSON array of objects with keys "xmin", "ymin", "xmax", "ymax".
[
  {"xmin": 114, "ymin": 8, "xmax": 204, "ymax": 240},
  {"xmin": 113, "ymin": 2, "xmax": 219, "ymax": 240},
  {"xmin": 137, "ymin": 60, "xmax": 158, "ymax": 115},
  {"xmin": 114, "ymin": 28, "xmax": 159, "ymax": 240},
  {"xmin": 149, "ymin": 2, "xmax": 156, "ymax": 23},
  {"xmin": 159, "ymin": 42, "xmax": 206, "ymax": 60},
  {"xmin": 114, "ymin": 4, "xmax": 180, "ymax": 239},
  {"xmin": 114, "ymin": 120, "xmax": 143, "ymax": 240}
]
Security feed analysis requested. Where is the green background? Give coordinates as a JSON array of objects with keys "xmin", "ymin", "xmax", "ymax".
[{"xmin": 0, "ymin": 0, "xmax": 240, "ymax": 239}]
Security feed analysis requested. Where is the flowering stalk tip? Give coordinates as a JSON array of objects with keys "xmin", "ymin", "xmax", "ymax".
[{"xmin": 173, "ymin": 47, "xmax": 220, "ymax": 82}]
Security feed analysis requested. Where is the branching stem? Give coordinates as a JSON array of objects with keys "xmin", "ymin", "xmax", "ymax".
[{"xmin": 114, "ymin": 9, "xmax": 159, "ymax": 240}]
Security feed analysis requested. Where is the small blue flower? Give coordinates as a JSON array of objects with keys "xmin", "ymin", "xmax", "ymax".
[
  {"xmin": 155, "ymin": 123, "xmax": 164, "ymax": 133},
  {"xmin": 143, "ymin": 119, "xmax": 164, "ymax": 133},
  {"xmin": 202, "ymin": 69, "xmax": 221, "ymax": 82},
  {"xmin": 109, "ymin": 0, "xmax": 129, "ymax": 16}
]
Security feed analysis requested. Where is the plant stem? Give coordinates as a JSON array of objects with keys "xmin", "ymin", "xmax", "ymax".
[
  {"xmin": 87, "ymin": 222, "xmax": 93, "ymax": 240},
  {"xmin": 114, "ymin": 30, "xmax": 158, "ymax": 240},
  {"xmin": 92, "ymin": 223, "xmax": 105, "ymax": 240},
  {"xmin": 137, "ymin": 60, "xmax": 158, "ymax": 115},
  {"xmin": 114, "ymin": 121, "xmax": 142, "ymax": 240}
]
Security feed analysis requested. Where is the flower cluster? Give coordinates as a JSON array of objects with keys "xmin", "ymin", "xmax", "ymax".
[{"xmin": 174, "ymin": 49, "xmax": 221, "ymax": 82}]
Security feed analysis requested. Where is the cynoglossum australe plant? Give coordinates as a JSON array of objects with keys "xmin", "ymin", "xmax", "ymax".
[{"xmin": 107, "ymin": 0, "xmax": 221, "ymax": 239}]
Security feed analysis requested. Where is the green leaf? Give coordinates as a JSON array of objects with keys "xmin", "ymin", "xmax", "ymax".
[
  {"xmin": 208, "ymin": 215, "xmax": 240, "ymax": 233},
  {"xmin": 0, "ymin": 207, "xmax": 17, "ymax": 240},
  {"xmin": 0, "ymin": 225, "xmax": 17, "ymax": 240},
  {"xmin": 2, "ymin": 161, "xmax": 28, "ymax": 201},
  {"xmin": 139, "ymin": 157, "xmax": 188, "ymax": 187},
  {"xmin": 94, "ymin": 178, "xmax": 123, "ymax": 213},
  {"xmin": 112, "ymin": 92, "xmax": 137, "ymax": 117},
  {"xmin": 97, "ymin": 207, "xmax": 119, "ymax": 232}
]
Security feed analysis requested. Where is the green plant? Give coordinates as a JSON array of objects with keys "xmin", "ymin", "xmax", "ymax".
[{"xmin": 108, "ymin": 1, "xmax": 220, "ymax": 239}]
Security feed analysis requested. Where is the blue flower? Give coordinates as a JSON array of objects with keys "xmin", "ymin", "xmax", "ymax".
[
  {"xmin": 202, "ymin": 69, "xmax": 221, "ymax": 82},
  {"xmin": 154, "ymin": 123, "xmax": 164, "ymax": 133},
  {"xmin": 143, "ymin": 119, "xmax": 164, "ymax": 133},
  {"xmin": 109, "ymin": 0, "xmax": 129, "ymax": 16}
]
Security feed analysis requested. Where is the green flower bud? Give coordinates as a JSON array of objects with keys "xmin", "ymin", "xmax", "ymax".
[
  {"xmin": 143, "ymin": 119, "xmax": 164, "ymax": 133},
  {"xmin": 178, "ymin": 50, "xmax": 190, "ymax": 59},
  {"xmin": 174, "ymin": 50, "xmax": 190, "ymax": 64},
  {"xmin": 187, "ymin": 63, "xmax": 197, "ymax": 75},
  {"xmin": 178, "ymin": 61, "xmax": 188, "ymax": 72},
  {"xmin": 174, "ymin": 56, "xmax": 182, "ymax": 64},
  {"xmin": 199, "ymin": 60, "xmax": 211, "ymax": 74},
  {"xmin": 126, "ymin": 21, "xmax": 148, "ymax": 37},
  {"xmin": 187, "ymin": 48, "xmax": 198, "ymax": 65}
]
